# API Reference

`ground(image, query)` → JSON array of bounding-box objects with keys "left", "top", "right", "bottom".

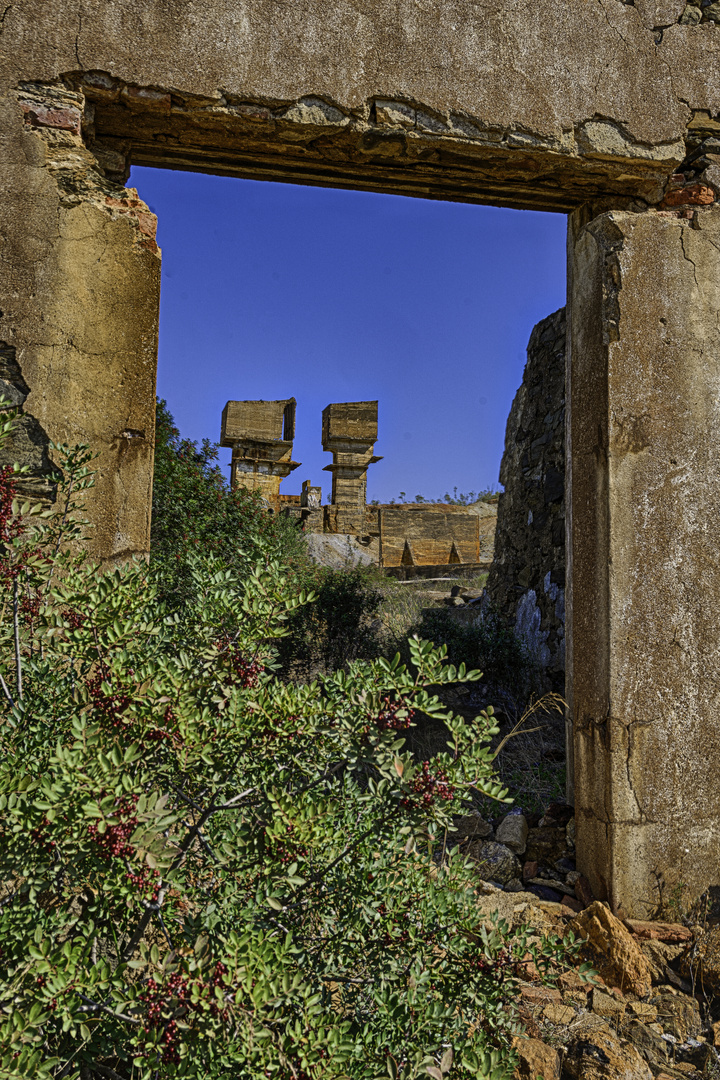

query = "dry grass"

[{"left": 375, "top": 573, "right": 488, "bottom": 650}]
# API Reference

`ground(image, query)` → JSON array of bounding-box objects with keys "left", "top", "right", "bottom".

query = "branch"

[
  {"left": 13, "top": 577, "right": 22, "bottom": 699},
  {"left": 77, "top": 994, "right": 140, "bottom": 1025},
  {"left": 93, "top": 1065, "right": 128, "bottom": 1080},
  {"left": 218, "top": 787, "right": 256, "bottom": 809},
  {"left": 282, "top": 823, "right": 378, "bottom": 910},
  {"left": 0, "top": 669, "right": 14, "bottom": 707}
]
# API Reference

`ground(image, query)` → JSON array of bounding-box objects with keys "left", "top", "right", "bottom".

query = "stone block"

[
  {"left": 512, "top": 1035, "right": 560, "bottom": 1080},
  {"left": 569, "top": 902, "right": 652, "bottom": 997},
  {"left": 466, "top": 840, "right": 521, "bottom": 886},
  {"left": 496, "top": 810, "right": 529, "bottom": 854},
  {"left": 19, "top": 101, "right": 81, "bottom": 135}
]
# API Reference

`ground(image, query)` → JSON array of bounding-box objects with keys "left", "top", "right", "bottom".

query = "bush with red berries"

[{"left": 0, "top": 406, "right": 587, "bottom": 1080}]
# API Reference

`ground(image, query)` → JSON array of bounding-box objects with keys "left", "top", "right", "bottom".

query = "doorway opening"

[{"left": 135, "top": 164, "right": 568, "bottom": 813}]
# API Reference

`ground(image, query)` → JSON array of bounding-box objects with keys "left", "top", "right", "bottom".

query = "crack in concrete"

[
  {"left": 679, "top": 226, "right": 701, "bottom": 290},
  {"left": 74, "top": 12, "right": 83, "bottom": 70},
  {"left": 597, "top": 0, "right": 634, "bottom": 52},
  {"left": 0, "top": 5, "right": 12, "bottom": 34}
]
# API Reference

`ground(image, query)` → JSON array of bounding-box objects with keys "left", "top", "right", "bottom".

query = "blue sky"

[{"left": 132, "top": 167, "right": 566, "bottom": 503}]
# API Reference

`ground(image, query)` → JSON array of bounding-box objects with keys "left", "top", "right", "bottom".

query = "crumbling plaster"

[{"left": 4, "top": 2, "right": 720, "bottom": 211}]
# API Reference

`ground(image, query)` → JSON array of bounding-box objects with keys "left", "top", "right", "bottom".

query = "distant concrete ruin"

[
  {"left": 222, "top": 397, "right": 495, "bottom": 574},
  {"left": 220, "top": 398, "right": 299, "bottom": 507},
  {"left": 322, "top": 401, "right": 382, "bottom": 535}
]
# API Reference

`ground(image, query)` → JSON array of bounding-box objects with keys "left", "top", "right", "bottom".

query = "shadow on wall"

[{"left": 485, "top": 308, "right": 566, "bottom": 694}]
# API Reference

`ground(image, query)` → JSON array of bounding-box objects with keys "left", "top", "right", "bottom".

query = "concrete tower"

[{"left": 220, "top": 398, "right": 300, "bottom": 510}]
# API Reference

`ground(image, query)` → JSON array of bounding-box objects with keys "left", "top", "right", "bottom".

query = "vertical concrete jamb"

[
  {"left": 0, "top": 87, "right": 161, "bottom": 562},
  {"left": 567, "top": 206, "right": 720, "bottom": 917}
]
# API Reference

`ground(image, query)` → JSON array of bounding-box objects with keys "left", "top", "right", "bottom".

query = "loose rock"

[
  {"left": 525, "top": 826, "right": 568, "bottom": 864},
  {"left": 564, "top": 1023, "right": 652, "bottom": 1080},
  {"left": 640, "top": 939, "right": 684, "bottom": 984},
  {"left": 624, "top": 1020, "right": 670, "bottom": 1070},
  {"left": 496, "top": 810, "right": 529, "bottom": 854},
  {"left": 466, "top": 839, "right": 521, "bottom": 886},
  {"left": 450, "top": 812, "right": 493, "bottom": 841},
  {"left": 543, "top": 1002, "right": 576, "bottom": 1025},
  {"left": 512, "top": 1035, "right": 560, "bottom": 1080},
  {"left": 570, "top": 902, "right": 652, "bottom": 997},
  {"left": 592, "top": 987, "right": 626, "bottom": 1022},
  {"left": 628, "top": 1002, "right": 658, "bottom": 1024},
  {"left": 652, "top": 989, "right": 701, "bottom": 1042},
  {"left": 624, "top": 920, "right": 691, "bottom": 944}
]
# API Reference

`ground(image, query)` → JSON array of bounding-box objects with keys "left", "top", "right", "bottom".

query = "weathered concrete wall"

[
  {"left": 486, "top": 309, "right": 566, "bottom": 691},
  {"left": 378, "top": 504, "right": 481, "bottom": 568},
  {"left": 322, "top": 401, "right": 380, "bottom": 532},
  {"left": 568, "top": 205, "right": 720, "bottom": 917},
  {"left": 1, "top": 82, "right": 160, "bottom": 561},
  {"left": 222, "top": 398, "right": 299, "bottom": 507},
  {"left": 5, "top": 1, "right": 719, "bottom": 209},
  {"left": 3, "top": 1, "right": 720, "bottom": 561}
]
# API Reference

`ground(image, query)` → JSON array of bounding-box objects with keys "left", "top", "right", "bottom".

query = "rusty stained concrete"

[
  {"left": 0, "top": 83, "right": 160, "bottom": 561},
  {"left": 7, "top": 1, "right": 720, "bottom": 212}
]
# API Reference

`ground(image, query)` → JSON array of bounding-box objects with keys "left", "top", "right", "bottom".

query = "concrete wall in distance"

[{"left": 378, "top": 504, "right": 481, "bottom": 568}]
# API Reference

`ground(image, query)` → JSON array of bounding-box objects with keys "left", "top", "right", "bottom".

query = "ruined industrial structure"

[
  {"left": 220, "top": 397, "right": 493, "bottom": 574},
  {"left": 5, "top": 0, "right": 720, "bottom": 917},
  {"left": 220, "top": 397, "right": 299, "bottom": 505}
]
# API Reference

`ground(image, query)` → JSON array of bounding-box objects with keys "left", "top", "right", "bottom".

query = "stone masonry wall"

[{"left": 486, "top": 309, "right": 566, "bottom": 691}]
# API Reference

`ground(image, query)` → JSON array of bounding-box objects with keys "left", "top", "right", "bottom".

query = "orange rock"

[
  {"left": 569, "top": 901, "right": 652, "bottom": 997},
  {"left": 624, "top": 919, "right": 691, "bottom": 943},
  {"left": 660, "top": 183, "right": 715, "bottom": 208},
  {"left": 512, "top": 1035, "right": 560, "bottom": 1080}
]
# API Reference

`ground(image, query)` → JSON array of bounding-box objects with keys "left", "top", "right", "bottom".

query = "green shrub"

[
  {"left": 151, "top": 398, "right": 305, "bottom": 606},
  {"left": 403, "top": 608, "right": 527, "bottom": 694},
  {"left": 277, "top": 564, "right": 385, "bottom": 680},
  {"left": 0, "top": 410, "right": 587, "bottom": 1079}
]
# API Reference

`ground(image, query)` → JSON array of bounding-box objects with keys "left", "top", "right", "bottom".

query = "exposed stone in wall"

[
  {"left": 0, "top": 343, "right": 55, "bottom": 499},
  {"left": 485, "top": 309, "right": 566, "bottom": 692},
  {"left": 55, "top": 70, "right": 696, "bottom": 216}
]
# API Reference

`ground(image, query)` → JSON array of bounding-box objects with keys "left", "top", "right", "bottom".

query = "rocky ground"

[{"left": 456, "top": 804, "right": 720, "bottom": 1080}]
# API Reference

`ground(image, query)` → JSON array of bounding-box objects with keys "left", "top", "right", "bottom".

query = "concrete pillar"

[
  {"left": 567, "top": 207, "right": 720, "bottom": 917},
  {"left": 0, "top": 86, "right": 160, "bottom": 562},
  {"left": 321, "top": 401, "right": 382, "bottom": 534}
]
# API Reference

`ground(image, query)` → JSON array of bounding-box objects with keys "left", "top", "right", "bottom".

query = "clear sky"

[{"left": 132, "top": 167, "right": 567, "bottom": 504}]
